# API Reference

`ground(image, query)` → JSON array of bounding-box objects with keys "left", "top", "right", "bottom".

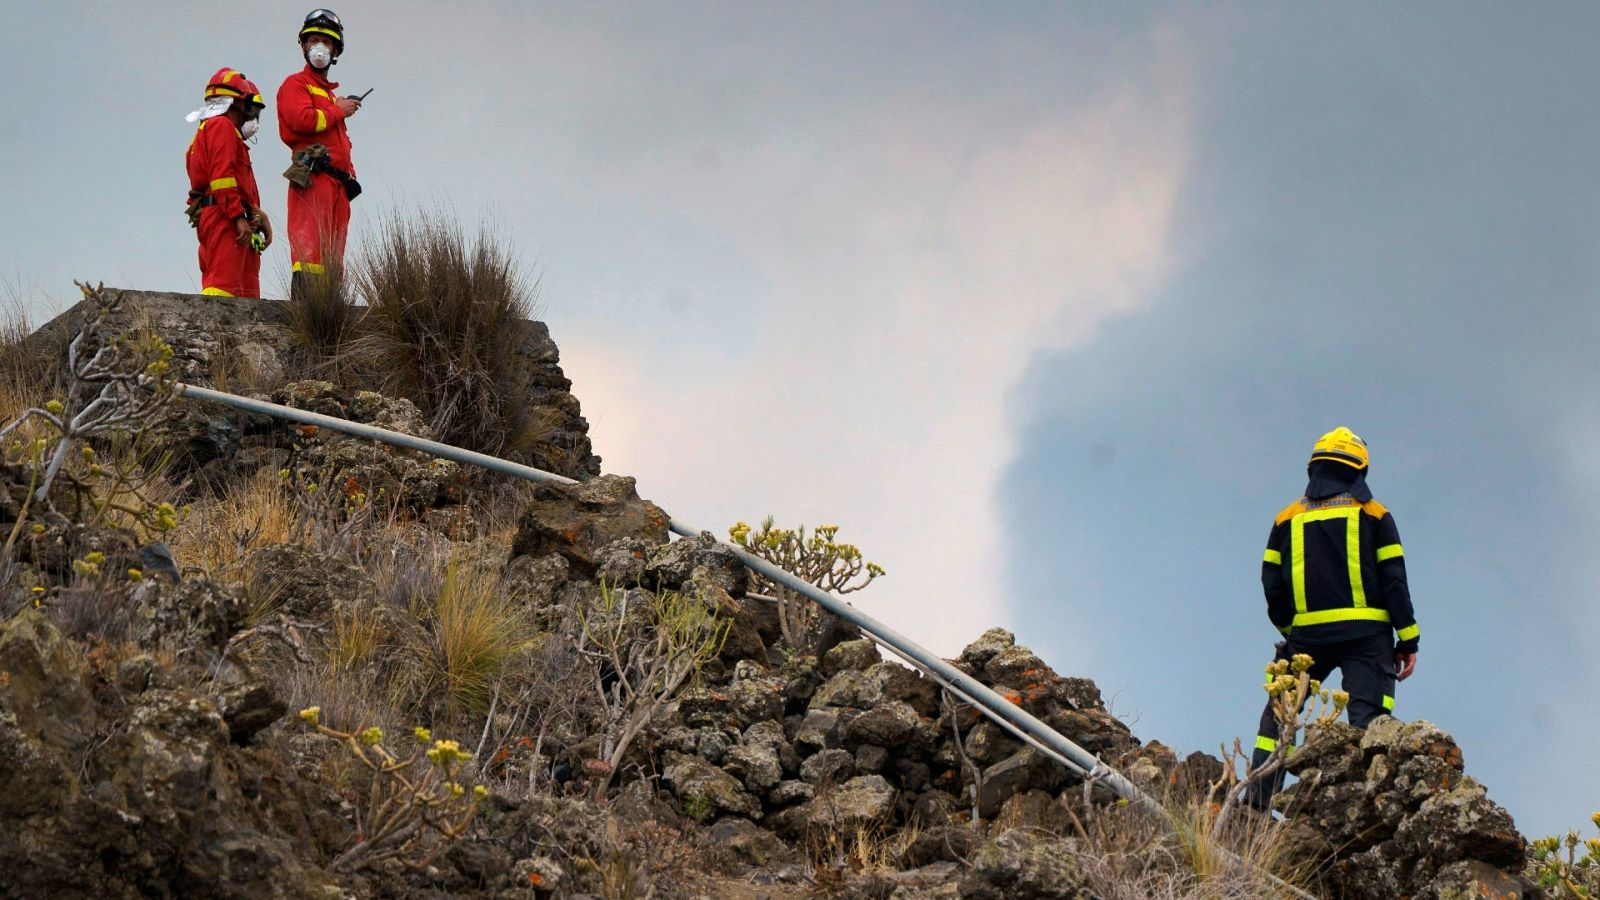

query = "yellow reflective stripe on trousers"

[
  {"left": 1263, "top": 548, "right": 1282, "bottom": 565},
  {"left": 315, "top": 109, "right": 328, "bottom": 133},
  {"left": 200, "top": 286, "right": 234, "bottom": 297},
  {"left": 1255, "top": 735, "right": 1277, "bottom": 752},
  {"left": 293, "top": 261, "right": 326, "bottom": 274},
  {"left": 1382, "top": 695, "right": 1395, "bottom": 711},
  {"left": 209, "top": 177, "right": 238, "bottom": 191},
  {"left": 1377, "top": 544, "right": 1404, "bottom": 562},
  {"left": 1290, "top": 505, "right": 1363, "bottom": 613},
  {"left": 1292, "top": 607, "right": 1391, "bottom": 628},
  {"left": 1396, "top": 624, "right": 1419, "bottom": 642}
]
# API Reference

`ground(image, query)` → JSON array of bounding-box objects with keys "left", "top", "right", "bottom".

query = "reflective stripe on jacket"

[
  {"left": 1262, "top": 493, "right": 1419, "bottom": 652},
  {"left": 276, "top": 66, "right": 355, "bottom": 174}
]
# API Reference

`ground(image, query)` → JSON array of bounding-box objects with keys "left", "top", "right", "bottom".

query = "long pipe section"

[{"left": 179, "top": 381, "right": 1161, "bottom": 817}]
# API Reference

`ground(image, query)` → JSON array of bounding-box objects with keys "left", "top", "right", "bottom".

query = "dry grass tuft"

[
  {"left": 354, "top": 210, "right": 541, "bottom": 455},
  {"left": 166, "top": 472, "right": 298, "bottom": 580},
  {"left": 0, "top": 294, "right": 59, "bottom": 426},
  {"left": 284, "top": 243, "right": 368, "bottom": 381},
  {"left": 421, "top": 555, "right": 537, "bottom": 715},
  {"left": 1058, "top": 787, "right": 1321, "bottom": 899}
]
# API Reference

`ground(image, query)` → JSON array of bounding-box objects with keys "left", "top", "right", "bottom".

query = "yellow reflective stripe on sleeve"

[
  {"left": 1382, "top": 695, "right": 1395, "bottom": 711},
  {"left": 200, "top": 286, "right": 234, "bottom": 297},
  {"left": 1277, "top": 625, "right": 1291, "bottom": 636},
  {"left": 1396, "top": 624, "right": 1419, "bottom": 642},
  {"left": 209, "top": 177, "right": 238, "bottom": 191},
  {"left": 292, "top": 261, "right": 326, "bottom": 275},
  {"left": 1255, "top": 736, "right": 1277, "bottom": 752},
  {"left": 315, "top": 109, "right": 328, "bottom": 133},
  {"left": 306, "top": 85, "right": 331, "bottom": 98},
  {"left": 1377, "top": 544, "right": 1404, "bottom": 562},
  {"left": 1292, "top": 607, "right": 1391, "bottom": 628},
  {"left": 1263, "top": 548, "right": 1282, "bottom": 565}
]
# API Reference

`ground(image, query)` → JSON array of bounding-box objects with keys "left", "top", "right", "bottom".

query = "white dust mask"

[
  {"left": 307, "top": 44, "right": 333, "bottom": 69},
  {"left": 240, "top": 119, "right": 260, "bottom": 141}
]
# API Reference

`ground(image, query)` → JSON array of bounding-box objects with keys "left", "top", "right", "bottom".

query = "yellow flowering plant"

[
  {"left": 727, "top": 517, "right": 884, "bottom": 653},
  {"left": 297, "top": 710, "right": 488, "bottom": 872}
]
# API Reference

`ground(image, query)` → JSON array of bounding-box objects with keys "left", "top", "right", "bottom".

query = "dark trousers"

[{"left": 1246, "top": 630, "right": 1397, "bottom": 809}]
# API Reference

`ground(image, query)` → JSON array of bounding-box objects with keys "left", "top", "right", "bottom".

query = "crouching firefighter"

[
  {"left": 185, "top": 68, "right": 272, "bottom": 298},
  {"left": 278, "top": 8, "right": 362, "bottom": 299},
  {"left": 1246, "top": 427, "right": 1420, "bottom": 810}
]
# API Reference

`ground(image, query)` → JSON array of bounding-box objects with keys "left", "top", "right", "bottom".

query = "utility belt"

[
  {"left": 184, "top": 188, "right": 221, "bottom": 228},
  {"left": 184, "top": 187, "right": 263, "bottom": 252},
  {"left": 284, "top": 144, "right": 362, "bottom": 201}
]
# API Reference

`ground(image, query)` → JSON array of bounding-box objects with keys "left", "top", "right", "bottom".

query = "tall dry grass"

[
  {"left": 1056, "top": 784, "right": 1322, "bottom": 899},
  {"left": 165, "top": 472, "right": 297, "bottom": 568},
  {"left": 283, "top": 239, "right": 366, "bottom": 380},
  {"left": 353, "top": 211, "right": 541, "bottom": 455},
  {"left": 416, "top": 554, "right": 537, "bottom": 716},
  {"left": 0, "top": 295, "right": 53, "bottom": 426}
]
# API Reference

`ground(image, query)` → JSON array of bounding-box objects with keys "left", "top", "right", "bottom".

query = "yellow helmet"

[{"left": 1309, "top": 426, "right": 1368, "bottom": 470}]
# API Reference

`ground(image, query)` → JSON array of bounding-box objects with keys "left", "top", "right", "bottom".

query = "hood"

[{"left": 1305, "top": 459, "right": 1372, "bottom": 502}]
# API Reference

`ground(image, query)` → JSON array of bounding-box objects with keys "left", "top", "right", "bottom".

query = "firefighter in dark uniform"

[{"left": 1247, "top": 427, "right": 1419, "bottom": 808}]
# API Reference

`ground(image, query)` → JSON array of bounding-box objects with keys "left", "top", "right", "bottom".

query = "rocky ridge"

[{"left": 0, "top": 292, "right": 1544, "bottom": 898}]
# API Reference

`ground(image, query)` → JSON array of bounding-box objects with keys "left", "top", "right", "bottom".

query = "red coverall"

[
  {"left": 186, "top": 117, "right": 262, "bottom": 298},
  {"left": 277, "top": 66, "right": 355, "bottom": 276}
]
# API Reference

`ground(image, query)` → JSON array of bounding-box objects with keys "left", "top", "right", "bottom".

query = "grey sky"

[{"left": 2, "top": 2, "right": 1593, "bottom": 836}]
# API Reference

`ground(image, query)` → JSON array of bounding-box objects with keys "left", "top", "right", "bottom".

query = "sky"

[{"left": 1, "top": 2, "right": 1594, "bottom": 836}]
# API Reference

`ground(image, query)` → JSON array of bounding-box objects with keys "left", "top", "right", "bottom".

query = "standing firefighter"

[
  {"left": 1247, "top": 427, "right": 1420, "bottom": 809},
  {"left": 185, "top": 68, "right": 272, "bottom": 298},
  {"left": 277, "top": 8, "right": 362, "bottom": 298}
]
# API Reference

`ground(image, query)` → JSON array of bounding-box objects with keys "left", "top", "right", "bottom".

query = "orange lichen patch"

[
  {"left": 1000, "top": 690, "right": 1023, "bottom": 706},
  {"left": 527, "top": 871, "right": 542, "bottom": 886},
  {"left": 343, "top": 476, "right": 364, "bottom": 497},
  {"left": 493, "top": 748, "right": 511, "bottom": 764},
  {"left": 298, "top": 424, "right": 319, "bottom": 437}
]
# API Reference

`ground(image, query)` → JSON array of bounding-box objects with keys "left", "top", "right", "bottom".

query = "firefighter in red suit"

[
  {"left": 185, "top": 68, "right": 272, "bottom": 298},
  {"left": 277, "top": 9, "right": 361, "bottom": 296}
]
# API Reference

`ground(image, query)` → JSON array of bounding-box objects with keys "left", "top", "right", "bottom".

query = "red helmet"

[
  {"left": 204, "top": 68, "right": 263, "bottom": 109},
  {"left": 204, "top": 67, "right": 247, "bottom": 99}
]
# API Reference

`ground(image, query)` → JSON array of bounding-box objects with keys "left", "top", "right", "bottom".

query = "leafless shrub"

[{"left": 574, "top": 580, "right": 730, "bottom": 797}]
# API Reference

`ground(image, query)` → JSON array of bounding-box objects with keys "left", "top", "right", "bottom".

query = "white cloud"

[{"left": 559, "top": 29, "right": 1194, "bottom": 656}]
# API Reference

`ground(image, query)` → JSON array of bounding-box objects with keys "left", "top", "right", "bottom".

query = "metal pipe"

[
  {"left": 177, "top": 382, "right": 1313, "bottom": 897},
  {"left": 180, "top": 381, "right": 1141, "bottom": 792}
]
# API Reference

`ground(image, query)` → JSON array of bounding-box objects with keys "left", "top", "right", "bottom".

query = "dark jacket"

[{"left": 1261, "top": 462, "right": 1419, "bottom": 653}]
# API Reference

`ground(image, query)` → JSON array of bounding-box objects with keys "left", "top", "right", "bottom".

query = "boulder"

[
  {"left": 843, "top": 700, "right": 926, "bottom": 750},
  {"left": 958, "top": 829, "right": 1093, "bottom": 899},
  {"left": 958, "top": 628, "right": 1015, "bottom": 671},
  {"left": 645, "top": 533, "right": 749, "bottom": 597},
  {"left": 822, "top": 638, "right": 882, "bottom": 677},
  {"left": 801, "top": 749, "right": 856, "bottom": 786},
  {"left": 722, "top": 741, "right": 783, "bottom": 794},
  {"left": 771, "top": 775, "right": 897, "bottom": 837},
  {"left": 976, "top": 748, "right": 1068, "bottom": 818},
  {"left": 510, "top": 475, "right": 669, "bottom": 575},
  {"left": 245, "top": 543, "right": 375, "bottom": 620},
  {"left": 592, "top": 537, "right": 650, "bottom": 588},
  {"left": 706, "top": 817, "right": 798, "bottom": 868},
  {"left": 660, "top": 751, "right": 761, "bottom": 820}
]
